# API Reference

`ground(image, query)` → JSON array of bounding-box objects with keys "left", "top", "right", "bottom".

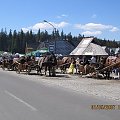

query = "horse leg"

[
  {"left": 48, "top": 66, "right": 51, "bottom": 76},
  {"left": 84, "top": 65, "right": 87, "bottom": 75},
  {"left": 39, "top": 66, "right": 42, "bottom": 75},
  {"left": 106, "top": 70, "right": 110, "bottom": 79},
  {"left": 45, "top": 65, "right": 47, "bottom": 76},
  {"left": 52, "top": 66, "right": 56, "bottom": 77}
]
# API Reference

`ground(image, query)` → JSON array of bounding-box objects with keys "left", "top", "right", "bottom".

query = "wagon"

[{"left": 27, "top": 61, "right": 40, "bottom": 74}]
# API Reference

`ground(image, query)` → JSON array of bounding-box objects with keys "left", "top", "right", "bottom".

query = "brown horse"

[
  {"left": 1, "top": 56, "right": 14, "bottom": 70},
  {"left": 76, "top": 62, "right": 96, "bottom": 75},
  {"left": 57, "top": 56, "right": 75, "bottom": 73},
  {"left": 104, "top": 56, "right": 120, "bottom": 79},
  {"left": 94, "top": 56, "right": 120, "bottom": 79}
]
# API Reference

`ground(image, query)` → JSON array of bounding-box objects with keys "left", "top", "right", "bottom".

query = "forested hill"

[{"left": 0, "top": 28, "right": 119, "bottom": 54}]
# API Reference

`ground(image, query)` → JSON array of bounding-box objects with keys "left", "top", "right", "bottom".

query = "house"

[
  {"left": 25, "top": 42, "right": 39, "bottom": 54},
  {"left": 70, "top": 37, "right": 108, "bottom": 56},
  {"left": 37, "top": 40, "right": 75, "bottom": 56}
]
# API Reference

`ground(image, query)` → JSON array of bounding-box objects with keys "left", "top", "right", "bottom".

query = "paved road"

[{"left": 0, "top": 69, "right": 120, "bottom": 120}]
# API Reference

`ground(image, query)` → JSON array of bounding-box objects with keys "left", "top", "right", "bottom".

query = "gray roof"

[
  {"left": 83, "top": 43, "right": 108, "bottom": 56},
  {"left": 70, "top": 37, "right": 93, "bottom": 55},
  {"left": 70, "top": 37, "right": 108, "bottom": 56},
  {"left": 39, "top": 40, "right": 75, "bottom": 55},
  {"left": 55, "top": 40, "right": 74, "bottom": 55}
]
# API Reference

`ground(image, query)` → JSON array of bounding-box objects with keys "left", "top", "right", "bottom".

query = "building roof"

[
  {"left": 26, "top": 42, "right": 40, "bottom": 51},
  {"left": 83, "top": 43, "right": 108, "bottom": 56},
  {"left": 40, "top": 40, "right": 75, "bottom": 56},
  {"left": 70, "top": 37, "right": 93, "bottom": 55},
  {"left": 55, "top": 40, "right": 74, "bottom": 55},
  {"left": 70, "top": 37, "right": 108, "bottom": 56}
]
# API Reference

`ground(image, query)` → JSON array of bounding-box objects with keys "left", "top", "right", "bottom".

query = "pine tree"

[
  {"left": 12, "top": 30, "right": 17, "bottom": 53},
  {"left": 36, "top": 29, "right": 41, "bottom": 42},
  {"left": 60, "top": 30, "right": 64, "bottom": 40},
  {"left": 8, "top": 29, "right": 12, "bottom": 52}
]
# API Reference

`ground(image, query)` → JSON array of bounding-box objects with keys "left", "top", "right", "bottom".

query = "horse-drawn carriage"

[
  {"left": 57, "top": 56, "right": 73, "bottom": 73},
  {"left": 14, "top": 52, "right": 57, "bottom": 76},
  {"left": 1, "top": 56, "right": 15, "bottom": 71},
  {"left": 15, "top": 56, "right": 40, "bottom": 74},
  {"left": 94, "top": 56, "right": 120, "bottom": 79},
  {"left": 27, "top": 61, "right": 40, "bottom": 74}
]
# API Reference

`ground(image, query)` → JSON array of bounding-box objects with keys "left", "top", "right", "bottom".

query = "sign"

[{"left": 49, "top": 45, "right": 54, "bottom": 52}]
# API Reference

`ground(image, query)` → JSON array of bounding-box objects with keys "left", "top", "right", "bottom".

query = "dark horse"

[{"left": 38, "top": 52, "right": 57, "bottom": 76}]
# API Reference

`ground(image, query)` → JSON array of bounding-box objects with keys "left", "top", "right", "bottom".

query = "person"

[
  {"left": 19, "top": 56, "right": 26, "bottom": 64},
  {"left": 52, "top": 52, "right": 58, "bottom": 76},
  {"left": 75, "top": 57, "right": 80, "bottom": 73},
  {"left": 90, "top": 56, "right": 96, "bottom": 64},
  {"left": 68, "top": 59, "right": 75, "bottom": 74}
]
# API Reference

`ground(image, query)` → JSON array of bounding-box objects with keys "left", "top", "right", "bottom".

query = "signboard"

[{"left": 49, "top": 45, "right": 54, "bottom": 52}]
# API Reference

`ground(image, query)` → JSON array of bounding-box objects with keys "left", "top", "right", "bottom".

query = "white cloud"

[
  {"left": 57, "top": 14, "right": 68, "bottom": 18},
  {"left": 91, "top": 14, "right": 97, "bottom": 18},
  {"left": 75, "top": 23, "right": 119, "bottom": 37},
  {"left": 56, "top": 21, "right": 69, "bottom": 28},
  {"left": 82, "top": 31, "right": 102, "bottom": 36},
  {"left": 61, "top": 14, "right": 68, "bottom": 17},
  {"left": 22, "top": 28, "right": 30, "bottom": 33},
  {"left": 74, "top": 23, "right": 113, "bottom": 31},
  {"left": 74, "top": 23, "right": 119, "bottom": 35},
  {"left": 110, "top": 27, "right": 119, "bottom": 32},
  {"left": 32, "top": 23, "right": 49, "bottom": 30},
  {"left": 22, "top": 21, "right": 69, "bottom": 32},
  {"left": 57, "top": 16, "right": 61, "bottom": 19}
]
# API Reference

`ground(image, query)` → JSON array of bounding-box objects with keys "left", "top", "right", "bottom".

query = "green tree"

[
  {"left": 0, "top": 28, "right": 8, "bottom": 51},
  {"left": 60, "top": 30, "right": 64, "bottom": 40},
  {"left": 55, "top": 29, "right": 60, "bottom": 40},
  {"left": 36, "top": 29, "right": 41, "bottom": 42},
  {"left": 12, "top": 30, "right": 18, "bottom": 53},
  {"left": 8, "top": 29, "right": 13, "bottom": 52},
  {"left": 66, "top": 32, "right": 72, "bottom": 42}
]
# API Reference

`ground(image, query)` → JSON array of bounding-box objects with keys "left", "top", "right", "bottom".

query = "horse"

[
  {"left": 93, "top": 56, "right": 120, "bottom": 79},
  {"left": 57, "top": 56, "right": 75, "bottom": 73},
  {"left": 104, "top": 56, "right": 120, "bottom": 79},
  {"left": 38, "top": 52, "right": 57, "bottom": 76},
  {"left": 15, "top": 56, "right": 28, "bottom": 74},
  {"left": 1, "top": 58, "right": 9, "bottom": 70},
  {"left": 1, "top": 56, "right": 14, "bottom": 70},
  {"left": 76, "top": 61, "right": 95, "bottom": 75}
]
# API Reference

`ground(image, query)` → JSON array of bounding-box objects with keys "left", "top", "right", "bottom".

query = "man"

[{"left": 90, "top": 56, "right": 96, "bottom": 65}]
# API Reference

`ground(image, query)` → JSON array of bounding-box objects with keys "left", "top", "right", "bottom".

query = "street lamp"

[
  {"left": 43, "top": 20, "right": 56, "bottom": 54},
  {"left": 43, "top": 20, "right": 56, "bottom": 30}
]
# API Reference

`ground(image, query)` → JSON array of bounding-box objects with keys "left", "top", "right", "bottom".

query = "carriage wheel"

[
  {"left": 36, "top": 65, "right": 40, "bottom": 74},
  {"left": 16, "top": 66, "right": 21, "bottom": 74},
  {"left": 7, "top": 64, "right": 10, "bottom": 71},
  {"left": 16, "top": 68, "right": 20, "bottom": 74},
  {"left": 27, "top": 66, "right": 31, "bottom": 75},
  {"left": 1, "top": 65, "right": 5, "bottom": 70}
]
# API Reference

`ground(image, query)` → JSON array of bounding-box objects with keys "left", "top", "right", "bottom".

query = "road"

[{"left": 0, "top": 69, "right": 120, "bottom": 120}]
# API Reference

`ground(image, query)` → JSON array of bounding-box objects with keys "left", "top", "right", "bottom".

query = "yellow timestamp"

[{"left": 91, "top": 105, "right": 120, "bottom": 110}]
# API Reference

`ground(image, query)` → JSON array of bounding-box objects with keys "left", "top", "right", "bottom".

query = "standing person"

[
  {"left": 75, "top": 57, "right": 80, "bottom": 74},
  {"left": 90, "top": 56, "right": 96, "bottom": 65},
  {"left": 68, "top": 58, "right": 76, "bottom": 74}
]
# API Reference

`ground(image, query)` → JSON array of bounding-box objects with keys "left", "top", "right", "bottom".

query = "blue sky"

[{"left": 0, "top": 0, "right": 120, "bottom": 40}]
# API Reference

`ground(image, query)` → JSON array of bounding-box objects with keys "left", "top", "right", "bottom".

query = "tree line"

[{"left": 0, "top": 28, "right": 119, "bottom": 54}]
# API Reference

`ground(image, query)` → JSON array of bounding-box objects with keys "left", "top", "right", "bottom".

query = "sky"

[{"left": 0, "top": 0, "right": 120, "bottom": 40}]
